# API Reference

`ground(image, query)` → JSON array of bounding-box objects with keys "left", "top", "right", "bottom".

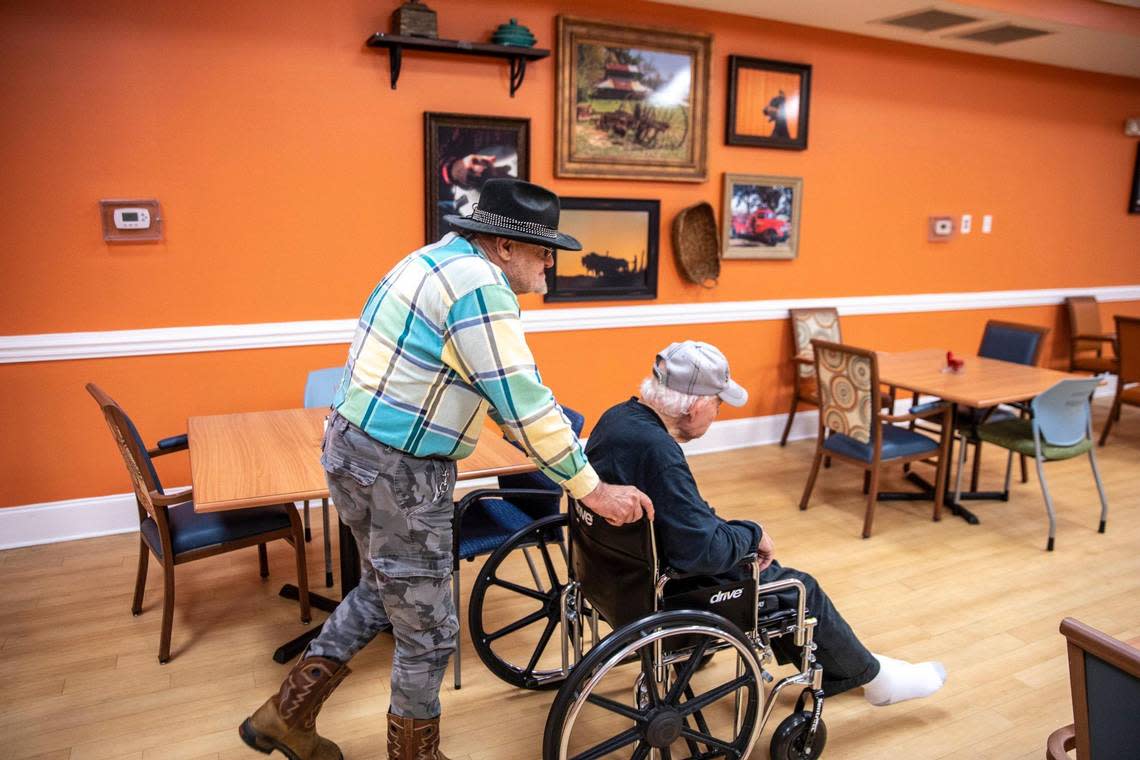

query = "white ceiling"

[{"left": 658, "top": 0, "right": 1140, "bottom": 78}]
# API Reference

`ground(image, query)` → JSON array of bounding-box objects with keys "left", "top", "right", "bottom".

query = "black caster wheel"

[{"left": 770, "top": 711, "right": 827, "bottom": 760}]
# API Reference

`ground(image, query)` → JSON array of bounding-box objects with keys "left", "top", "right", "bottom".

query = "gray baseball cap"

[{"left": 653, "top": 341, "right": 749, "bottom": 407}]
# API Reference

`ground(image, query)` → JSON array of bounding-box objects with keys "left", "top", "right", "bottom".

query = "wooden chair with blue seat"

[
  {"left": 1046, "top": 617, "right": 1140, "bottom": 760},
  {"left": 975, "top": 377, "right": 1108, "bottom": 551},
  {"left": 86, "top": 383, "right": 310, "bottom": 663},
  {"left": 913, "top": 320, "right": 1050, "bottom": 492},
  {"left": 302, "top": 366, "right": 344, "bottom": 588},
  {"left": 449, "top": 405, "right": 585, "bottom": 688},
  {"left": 798, "top": 340, "right": 953, "bottom": 538},
  {"left": 1097, "top": 314, "right": 1139, "bottom": 446}
]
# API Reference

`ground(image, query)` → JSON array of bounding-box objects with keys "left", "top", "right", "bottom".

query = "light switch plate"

[
  {"left": 960, "top": 214, "right": 972, "bottom": 234},
  {"left": 982, "top": 214, "right": 993, "bottom": 233}
]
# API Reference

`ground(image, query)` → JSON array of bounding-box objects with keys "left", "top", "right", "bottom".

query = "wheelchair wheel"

[
  {"left": 543, "top": 609, "right": 763, "bottom": 760},
  {"left": 769, "top": 711, "right": 827, "bottom": 760},
  {"left": 470, "top": 514, "right": 577, "bottom": 690}
]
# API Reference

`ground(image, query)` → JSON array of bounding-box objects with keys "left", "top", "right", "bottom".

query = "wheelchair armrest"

[
  {"left": 662, "top": 553, "right": 760, "bottom": 583},
  {"left": 147, "top": 433, "right": 188, "bottom": 458}
]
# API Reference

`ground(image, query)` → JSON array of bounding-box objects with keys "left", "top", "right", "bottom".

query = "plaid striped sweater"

[{"left": 331, "top": 233, "right": 598, "bottom": 498}]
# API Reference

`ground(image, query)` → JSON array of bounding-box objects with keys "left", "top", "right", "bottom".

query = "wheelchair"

[{"left": 467, "top": 499, "right": 828, "bottom": 760}]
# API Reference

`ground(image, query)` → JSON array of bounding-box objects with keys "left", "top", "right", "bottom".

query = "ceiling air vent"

[
  {"left": 880, "top": 9, "right": 981, "bottom": 32},
  {"left": 953, "top": 24, "right": 1053, "bottom": 44}
]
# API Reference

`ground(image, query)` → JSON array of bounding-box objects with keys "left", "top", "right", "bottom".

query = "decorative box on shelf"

[{"left": 391, "top": 0, "right": 438, "bottom": 39}]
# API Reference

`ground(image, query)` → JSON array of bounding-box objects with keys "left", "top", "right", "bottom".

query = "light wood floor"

[{"left": 3, "top": 402, "right": 1138, "bottom": 760}]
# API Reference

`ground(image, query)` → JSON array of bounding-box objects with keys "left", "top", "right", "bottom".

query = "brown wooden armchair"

[
  {"left": 86, "top": 383, "right": 310, "bottom": 663},
  {"left": 1065, "top": 296, "right": 1118, "bottom": 375},
  {"left": 798, "top": 340, "right": 952, "bottom": 538},
  {"left": 780, "top": 308, "right": 893, "bottom": 447},
  {"left": 1098, "top": 314, "right": 1139, "bottom": 446},
  {"left": 1046, "top": 617, "right": 1140, "bottom": 759}
]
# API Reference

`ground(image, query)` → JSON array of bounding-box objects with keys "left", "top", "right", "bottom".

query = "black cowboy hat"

[{"left": 445, "top": 178, "right": 582, "bottom": 251}]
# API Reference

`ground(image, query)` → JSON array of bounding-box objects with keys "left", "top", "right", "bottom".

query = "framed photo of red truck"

[{"left": 721, "top": 173, "right": 803, "bottom": 260}]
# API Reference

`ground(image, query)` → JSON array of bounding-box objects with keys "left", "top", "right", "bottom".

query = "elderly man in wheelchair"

[{"left": 464, "top": 341, "right": 945, "bottom": 759}]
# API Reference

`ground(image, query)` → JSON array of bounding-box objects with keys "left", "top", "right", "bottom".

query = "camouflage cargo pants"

[{"left": 307, "top": 412, "right": 458, "bottom": 719}]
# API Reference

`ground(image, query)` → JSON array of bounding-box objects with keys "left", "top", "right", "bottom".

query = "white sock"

[{"left": 862, "top": 654, "right": 947, "bottom": 706}]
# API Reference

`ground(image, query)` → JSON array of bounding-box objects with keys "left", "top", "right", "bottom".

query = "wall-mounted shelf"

[{"left": 365, "top": 33, "right": 550, "bottom": 97}]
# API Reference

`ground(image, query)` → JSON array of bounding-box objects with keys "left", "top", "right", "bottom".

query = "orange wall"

[{"left": 1, "top": 0, "right": 1138, "bottom": 508}]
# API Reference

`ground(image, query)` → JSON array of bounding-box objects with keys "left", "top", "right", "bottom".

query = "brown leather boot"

[
  {"left": 387, "top": 711, "right": 453, "bottom": 760},
  {"left": 239, "top": 655, "right": 350, "bottom": 760}
]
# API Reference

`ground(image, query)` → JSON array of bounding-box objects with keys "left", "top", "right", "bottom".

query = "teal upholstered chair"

[
  {"left": 798, "top": 339, "right": 953, "bottom": 538},
  {"left": 974, "top": 377, "right": 1107, "bottom": 551},
  {"left": 303, "top": 366, "right": 344, "bottom": 587}
]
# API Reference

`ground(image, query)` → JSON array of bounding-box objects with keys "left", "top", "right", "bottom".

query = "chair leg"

[
  {"left": 798, "top": 449, "right": 824, "bottom": 511},
  {"left": 862, "top": 466, "right": 881, "bottom": 539},
  {"left": 303, "top": 500, "right": 312, "bottom": 543},
  {"left": 1019, "top": 454, "right": 1029, "bottom": 483},
  {"left": 453, "top": 568, "right": 462, "bottom": 690},
  {"left": 131, "top": 538, "right": 149, "bottom": 616},
  {"left": 159, "top": 562, "right": 175, "bottom": 664},
  {"left": 779, "top": 394, "right": 799, "bottom": 447},
  {"left": 1033, "top": 455, "right": 1057, "bottom": 551},
  {"left": 932, "top": 438, "right": 951, "bottom": 524},
  {"left": 287, "top": 509, "right": 311, "bottom": 624},
  {"left": 862, "top": 470, "right": 871, "bottom": 495},
  {"left": 969, "top": 441, "right": 982, "bottom": 492},
  {"left": 1088, "top": 448, "right": 1109, "bottom": 534},
  {"left": 1098, "top": 396, "right": 1122, "bottom": 446},
  {"left": 321, "top": 498, "right": 333, "bottom": 588},
  {"left": 953, "top": 432, "right": 969, "bottom": 506},
  {"left": 257, "top": 543, "right": 269, "bottom": 578},
  {"left": 1002, "top": 450, "right": 1015, "bottom": 497}
]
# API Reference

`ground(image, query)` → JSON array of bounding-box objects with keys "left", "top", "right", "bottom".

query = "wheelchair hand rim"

[{"left": 557, "top": 622, "right": 764, "bottom": 760}]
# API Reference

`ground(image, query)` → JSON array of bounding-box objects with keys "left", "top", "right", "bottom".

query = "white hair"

[{"left": 639, "top": 376, "right": 706, "bottom": 418}]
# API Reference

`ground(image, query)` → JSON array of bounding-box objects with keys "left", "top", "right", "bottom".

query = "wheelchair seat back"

[
  {"left": 570, "top": 501, "right": 758, "bottom": 636},
  {"left": 569, "top": 501, "right": 656, "bottom": 631}
]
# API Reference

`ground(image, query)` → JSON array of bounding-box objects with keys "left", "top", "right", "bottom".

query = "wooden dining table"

[
  {"left": 188, "top": 406, "right": 535, "bottom": 662},
  {"left": 875, "top": 348, "right": 1090, "bottom": 523}
]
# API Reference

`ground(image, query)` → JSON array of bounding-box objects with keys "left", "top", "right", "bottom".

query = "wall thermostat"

[
  {"left": 100, "top": 199, "right": 163, "bottom": 242},
  {"left": 928, "top": 215, "right": 955, "bottom": 242},
  {"left": 113, "top": 207, "right": 151, "bottom": 229}
]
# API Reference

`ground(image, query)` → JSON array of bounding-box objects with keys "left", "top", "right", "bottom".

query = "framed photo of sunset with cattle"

[
  {"left": 726, "top": 55, "right": 811, "bottom": 150},
  {"left": 544, "top": 198, "right": 660, "bottom": 302}
]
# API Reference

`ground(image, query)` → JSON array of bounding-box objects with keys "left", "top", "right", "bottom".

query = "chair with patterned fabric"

[
  {"left": 1065, "top": 296, "right": 1118, "bottom": 375},
  {"left": 976, "top": 377, "right": 1107, "bottom": 550},
  {"left": 780, "top": 308, "right": 894, "bottom": 447},
  {"left": 798, "top": 340, "right": 953, "bottom": 538},
  {"left": 1098, "top": 315, "right": 1140, "bottom": 446},
  {"left": 86, "top": 383, "right": 310, "bottom": 663},
  {"left": 448, "top": 405, "right": 585, "bottom": 688}
]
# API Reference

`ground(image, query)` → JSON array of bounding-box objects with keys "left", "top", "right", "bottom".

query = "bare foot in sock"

[{"left": 862, "top": 654, "right": 947, "bottom": 706}]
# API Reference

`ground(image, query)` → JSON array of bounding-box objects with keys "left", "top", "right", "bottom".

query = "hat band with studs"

[{"left": 471, "top": 206, "right": 559, "bottom": 241}]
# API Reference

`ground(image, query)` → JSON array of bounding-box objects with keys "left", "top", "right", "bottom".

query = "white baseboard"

[{"left": 1, "top": 382, "right": 1119, "bottom": 550}]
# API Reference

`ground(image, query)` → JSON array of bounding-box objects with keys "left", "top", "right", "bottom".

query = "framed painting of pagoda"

[{"left": 556, "top": 16, "right": 711, "bottom": 182}]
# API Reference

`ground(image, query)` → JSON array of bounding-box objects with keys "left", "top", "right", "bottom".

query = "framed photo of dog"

[
  {"left": 544, "top": 197, "right": 660, "bottom": 302},
  {"left": 424, "top": 113, "right": 530, "bottom": 244},
  {"left": 1130, "top": 143, "right": 1140, "bottom": 215},
  {"left": 722, "top": 173, "right": 803, "bottom": 260},
  {"left": 726, "top": 56, "right": 811, "bottom": 150},
  {"left": 555, "top": 16, "right": 711, "bottom": 182}
]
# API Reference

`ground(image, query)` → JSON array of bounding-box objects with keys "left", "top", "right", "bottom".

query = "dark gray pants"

[
  {"left": 307, "top": 413, "right": 458, "bottom": 719},
  {"left": 761, "top": 560, "right": 880, "bottom": 696}
]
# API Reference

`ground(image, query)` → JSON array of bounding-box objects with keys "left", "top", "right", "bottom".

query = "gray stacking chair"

[{"left": 975, "top": 377, "right": 1108, "bottom": 551}]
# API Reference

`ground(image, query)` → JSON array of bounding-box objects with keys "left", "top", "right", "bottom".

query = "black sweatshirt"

[{"left": 584, "top": 398, "right": 763, "bottom": 577}]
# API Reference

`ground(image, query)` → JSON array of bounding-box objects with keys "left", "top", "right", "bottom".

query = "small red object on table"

[{"left": 945, "top": 351, "right": 965, "bottom": 373}]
